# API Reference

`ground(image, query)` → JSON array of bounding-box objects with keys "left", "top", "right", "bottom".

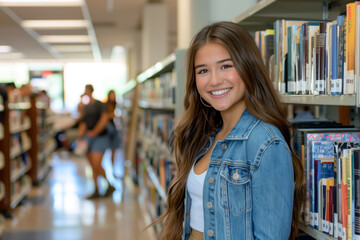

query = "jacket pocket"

[{"left": 219, "top": 163, "right": 251, "bottom": 215}]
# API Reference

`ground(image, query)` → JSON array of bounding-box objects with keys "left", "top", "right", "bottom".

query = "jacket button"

[
  {"left": 233, "top": 173, "right": 240, "bottom": 180},
  {"left": 221, "top": 143, "right": 227, "bottom": 150},
  {"left": 208, "top": 177, "right": 214, "bottom": 183},
  {"left": 206, "top": 202, "right": 213, "bottom": 209},
  {"left": 207, "top": 229, "right": 214, "bottom": 237}
]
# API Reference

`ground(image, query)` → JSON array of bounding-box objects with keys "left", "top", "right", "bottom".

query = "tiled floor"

[{"left": 1, "top": 149, "right": 155, "bottom": 240}]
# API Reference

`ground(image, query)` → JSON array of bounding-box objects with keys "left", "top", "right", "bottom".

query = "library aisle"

[{"left": 0, "top": 149, "right": 154, "bottom": 240}]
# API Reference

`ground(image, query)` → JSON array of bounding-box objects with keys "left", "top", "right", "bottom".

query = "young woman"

[
  {"left": 156, "top": 22, "right": 304, "bottom": 239},
  {"left": 106, "top": 89, "right": 121, "bottom": 177}
]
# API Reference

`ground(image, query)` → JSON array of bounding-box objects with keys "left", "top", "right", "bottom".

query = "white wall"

[{"left": 209, "top": 0, "right": 258, "bottom": 22}]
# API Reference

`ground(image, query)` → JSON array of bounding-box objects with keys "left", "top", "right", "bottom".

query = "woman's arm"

[
  {"left": 86, "top": 112, "right": 109, "bottom": 138},
  {"left": 251, "top": 140, "right": 294, "bottom": 239}
]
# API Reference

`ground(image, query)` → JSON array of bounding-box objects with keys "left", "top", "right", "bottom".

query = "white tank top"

[{"left": 186, "top": 163, "right": 207, "bottom": 233}]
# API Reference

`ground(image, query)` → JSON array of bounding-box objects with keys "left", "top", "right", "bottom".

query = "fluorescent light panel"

[
  {"left": 52, "top": 45, "right": 92, "bottom": 52},
  {"left": 22, "top": 20, "right": 87, "bottom": 29},
  {"left": 0, "top": 52, "right": 24, "bottom": 59},
  {"left": 0, "top": 0, "right": 82, "bottom": 7},
  {"left": 0, "top": 45, "right": 13, "bottom": 53},
  {"left": 40, "top": 35, "right": 90, "bottom": 43}
]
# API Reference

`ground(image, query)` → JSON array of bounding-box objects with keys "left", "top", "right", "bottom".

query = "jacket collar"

[{"left": 222, "top": 109, "right": 260, "bottom": 140}]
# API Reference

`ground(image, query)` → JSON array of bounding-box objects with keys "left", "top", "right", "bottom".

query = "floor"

[{"left": 0, "top": 149, "right": 156, "bottom": 240}]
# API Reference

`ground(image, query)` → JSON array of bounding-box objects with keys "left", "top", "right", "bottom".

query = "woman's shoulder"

[{"left": 247, "top": 118, "right": 287, "bottom": 147}]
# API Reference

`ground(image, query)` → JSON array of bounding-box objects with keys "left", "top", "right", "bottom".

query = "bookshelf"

[
  {"left": 233, "top": 0, "right": 344, "bottom": 32},
  {"left": 0, "top": 98, "right": 33, "bottom": 213},
  {"left": 0, "top": 92, "right": 55, "bottom": 216},
  {"left": 28, "top": 95, "right": 56, "bottom": 184},
  {"left": 299, "top": 222, "right": 335, "bottom": 240},
  {"left": 131, "top": 49, "right": 186, "bottom": 238},
  {"left": 0, "top": 96, "right": 3, "bottom": 236},
  {"left": 281, "top": 95, "right": 356, "bottom": 106},
  {"left": 233, "top": 0, "right": 359, "bottom": 239}
]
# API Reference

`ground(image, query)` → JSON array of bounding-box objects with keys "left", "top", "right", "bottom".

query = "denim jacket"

[{"left": 182, "top": 109, "right": 294, "bottom": 240}]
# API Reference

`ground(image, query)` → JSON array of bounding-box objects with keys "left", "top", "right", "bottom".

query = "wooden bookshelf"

[
  {"left": 0, "top": 93, "right": 55, "bottom": 215},
  {"left": 0, "top": 99, "right": 32, "bottom": 212},
  {"left": 0, "top": 214, "right": 4, "bottom": 237},
  {"left": 28, "top": 95, "right": 55, "bottom": 184}
]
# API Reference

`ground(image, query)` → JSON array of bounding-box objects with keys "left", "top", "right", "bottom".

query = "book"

[
  {"left": 352, "top": 148, "right": 360, "bottom": 239},
  {"left": 311, "top": 140, "right": 335, "bottom": 229},
  {"left": 303, "top": 22, "right": 321, "bottom": 94},
  {"left": 287, "top": 25, "right": 300, "bottom": 94},
  {"left": 315, "top": 22, "right": 326, "bottom": 95},
  {"left": 331, "top": 22, "right": 340, "bottom": 95},
  {"left": 292, "top": 128, "right": 360, "bottom": 226},
  {"left": 326, "top": 22, "right": 334, "bottom": 95},
  {"left": 264, "top": 29, "right": 275, "bottom": 69},
  {"left": 356, "top": 2, "right": 360, "bottom": 104},
  {"left": 337, "top": 15, "right": 345, "bottom": 94},
  {"left": 273, "top": 19, "right": 307, "bottom": 94},
  {"left": 344, "top": 3, "right": 356, "bottom": 94},
  {"left": 334, "top": 141, "right": 360, "bottom": 240}
]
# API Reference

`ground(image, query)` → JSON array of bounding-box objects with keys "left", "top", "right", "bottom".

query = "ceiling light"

[
  {"left": 0, "top": 52, "right": 24, "bottom": 59},
  {"left": 0, "top": 45, "right": 13, "bottom": 53},
  {"left": 40, "top": 35, "right": 90, "bottom": 43},
  {"left": 52, "top": 45, "right": 92, "bottom": 52},
  {"left": 22, "top": 20, "right": 87, "bottom": 29},
  {"left": 0, "top": 0, "right": 82, "bottom": 7}
]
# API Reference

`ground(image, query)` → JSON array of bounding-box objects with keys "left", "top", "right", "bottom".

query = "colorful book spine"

[
  {"left": 331, "top": 23, "right": 340, "bottom": 95},
  {"left": 312, "top": 140, "right": 335, "bottom": 229},
  {"left": 337, "top": 15, "right": 345, "bottom": 95},
  {"left": 315, "top": 23, "right": 326, "bottom": 95},
  {"left": 353, "top": 148, "right": 360, "bottom": 239},
  {"left": 356, "top": 2, "right": 360, "bottom": 102},
  {"left": 345, "top": 3, "right": 356, "bottom": 94}
]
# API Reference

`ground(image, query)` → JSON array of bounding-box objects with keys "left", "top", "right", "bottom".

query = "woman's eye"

[
  {"left": 221, "top": 64, "right": 232, "bottom": 70},
  {"left": 197, "top": 69, "right": 208, "bottom": 74}
]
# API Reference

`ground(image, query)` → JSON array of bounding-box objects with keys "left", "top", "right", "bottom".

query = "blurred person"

[
  {"left": 106, "top": 89, "right": 121, "bottom": 177},
  {"left": 77, "top": 84, "right": 115, "bottom": 199}
]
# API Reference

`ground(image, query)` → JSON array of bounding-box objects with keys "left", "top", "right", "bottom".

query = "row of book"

[
  {"left": 11, "top": 174, "right": 30, "bottom": 198},
  {"left": 10, "top": 132, "right": 31, "bottom": 159},
  {"left": 293, "top": 127, "right": 360, "bottom": 239},
  {"left": 140, "top": 111, "right": 174, "bottom": 144},
  {"left": 9, "top": 113, "right": 30, "bottom": 134},
  {"left": 137, "top": 157, "right": 166, "bottom": 234},
  {"left": 255, "top": 1, "right": 360, "bottom": 96},
  {"left": 140, "top": 71, "right": 176, "bottom": 106},
  {"left": 11, "top": 153, "right": 31, "bottom": 182}
]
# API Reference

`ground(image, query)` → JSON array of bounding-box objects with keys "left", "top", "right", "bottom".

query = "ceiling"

[{"left": 0, "top": 0, "right": 177, "bottom": 61}]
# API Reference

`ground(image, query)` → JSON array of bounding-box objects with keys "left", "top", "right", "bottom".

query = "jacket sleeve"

[{"left": 251, "top": 139, "right": 294, "bottom": 240}]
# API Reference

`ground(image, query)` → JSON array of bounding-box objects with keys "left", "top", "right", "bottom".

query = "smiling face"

[{"left": 195, "top": 42, "right": 246, "bottom": 115}]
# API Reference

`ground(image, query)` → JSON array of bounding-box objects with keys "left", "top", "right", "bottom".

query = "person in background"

[
  {"left": 77, "top": 84, "right": 115, "bottom": 199},
  {"left": 106, "top": 89, "right": 121, "bottom": 177},
  {"left": 153, "top": 22, "right": 304, "bottom": 240}
]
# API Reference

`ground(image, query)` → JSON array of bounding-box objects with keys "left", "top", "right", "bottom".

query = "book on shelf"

[
  {"left": 261, "top": 6, "right": 360, "bottom": 97},
  {"left": 315, "top": 22, "right": 326, "bottom": 95},
  {"left": 344, "top": 2, "right": 356, "bottom": 94},
  {"left": 292, "top": 127, "right": 360, "bottom": 228},
  {"left": 352, "top": 148, "right": 360, "bottom": 239},
  {"left": 356, "top": 2, "right": 360, "bottom": 103},
  {"left": 274, "top": 19, "right": 308, "bottom": 94},
  {"left": 292, "top": 126, "right": 360, "bottom": 239}
]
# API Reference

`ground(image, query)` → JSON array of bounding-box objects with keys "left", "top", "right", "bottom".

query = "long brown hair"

[{"left": 155, "top": 21, "right": 304, "bottom": 240}]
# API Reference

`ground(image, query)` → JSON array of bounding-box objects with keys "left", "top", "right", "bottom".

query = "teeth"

[{"left": 211, "top": 88, "right": 230, "bottom": 95}]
